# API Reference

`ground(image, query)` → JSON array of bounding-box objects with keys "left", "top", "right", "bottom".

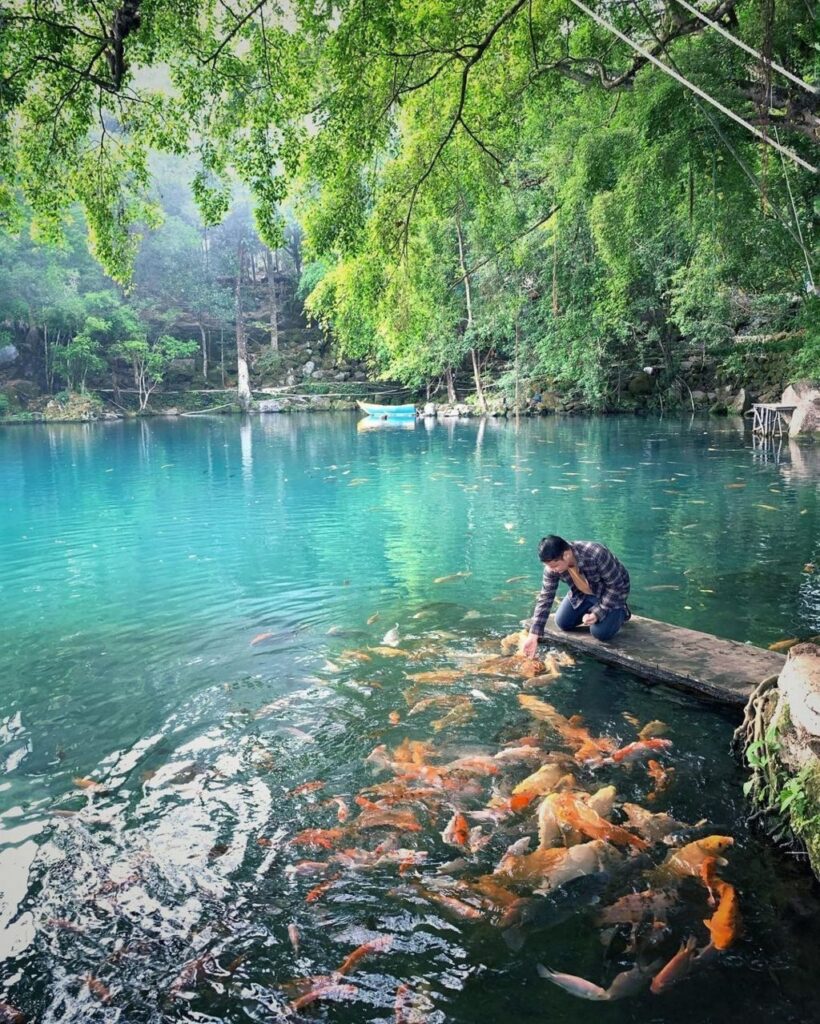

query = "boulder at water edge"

[{"left": 781, "top": 381, "right": 820, "bottom": 436}]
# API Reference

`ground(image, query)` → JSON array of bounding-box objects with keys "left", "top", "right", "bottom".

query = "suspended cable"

[
  {"left": 671, "top": 0, "right": 818, "bottom": 96},
  {"left": 567, "top": 0, "right": 817, "bottom": 174}
]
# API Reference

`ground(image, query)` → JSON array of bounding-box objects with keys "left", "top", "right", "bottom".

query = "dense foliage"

[{"left": 0, "top": 0, "right": 816, "bottom": 407}]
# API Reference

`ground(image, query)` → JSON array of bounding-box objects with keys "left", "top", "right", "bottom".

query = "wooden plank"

[{"left": 540, "top": 615, "right": 785, "bottom": 707}]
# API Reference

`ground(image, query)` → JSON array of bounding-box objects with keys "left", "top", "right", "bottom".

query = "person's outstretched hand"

[
  {"left": 582, "top": 612, "right": 598, "bottom": 626},
  {"left": 521, "top": 633, "right": 539, "bottom": 659}
]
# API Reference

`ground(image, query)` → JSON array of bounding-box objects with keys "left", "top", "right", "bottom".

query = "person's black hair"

[{"left": 537, "top": 534, "right": 570, "bottom": 562}]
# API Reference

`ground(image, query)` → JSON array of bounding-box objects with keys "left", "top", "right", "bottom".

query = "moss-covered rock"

[{"left": 737, "top": 643, "right": 820, "bottom": 879}]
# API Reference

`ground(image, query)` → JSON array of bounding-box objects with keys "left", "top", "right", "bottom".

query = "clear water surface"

[{"left": 0, "top": 414, "right": 818, "bottom": 1023}]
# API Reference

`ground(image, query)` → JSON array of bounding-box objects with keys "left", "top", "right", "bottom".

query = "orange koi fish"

[
  {"left": 305, "top": 874, "right": 340, "bottom": 902},
  {"left": 410, "top": 884, "right": 484, "bottom": 920},
  {"left": 650, "top": 936, "right": 699, "bottom": 994},
  {"left": 291, "top": 981, "right": 357, "bottom": 1010},
  {"left": 336, "top": 934, "right": 393, "bottom": 976},
  {"left": 388, "top": 711, "right": 401, "bottom": 725},
  {"left": 73, "top": 777, "right": 108, "bottom": 793},
  {"left": 331, "top": 796, "right": 350, "bottom": 822},
  {"left": 441, "top": 812, "right": 470, "bottom": 849},
  {"left": 646, "top": 759, "right": 675, "bottom": 800},
  {"left": 699, "top": 856, "right": 720, "bottom": 906},
  {"left": 289, "top": 828, "right": 346, "bottom": 850},
  {"left": 287, "top": 780, "right": 325, "bottom": 797},
  {"left": 609, "top": 739, "right": 673, "bottom": 764},
  {"left": 356, "top": 807, "right": 423, "bottom": 832},
  {"left": 553, "top": 792, "right": 649, "bottom": 851},
  {"left": 85, "top": 975, "right": 112, "bottom": 1004},
  {"left": 654, "top": 836, "right": 734, "bottom": 880},
  {"left": 703, "top": 880, "right": 741, "bottom": 950}
]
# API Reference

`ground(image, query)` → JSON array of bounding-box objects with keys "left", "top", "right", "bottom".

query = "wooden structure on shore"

[
  {"left": 541, "top": 615, "right": 785, "bottom": 706},
  {"left": 752, "top": 402, "right": 796, "bottom": 437}
]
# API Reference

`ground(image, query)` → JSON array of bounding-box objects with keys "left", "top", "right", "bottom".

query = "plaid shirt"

[{"left": 529, "top": 541, "right": 631, "bottom": 637}]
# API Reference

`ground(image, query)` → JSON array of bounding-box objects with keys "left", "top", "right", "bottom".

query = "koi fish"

[
  {"left": 73, "top": 777, "right": 108, "bottom": 793},
  {"left": 287, "top": 780, "right": 325, "bottom": 797},
  {"left": 0, "top": 1001, "right": 26, "bottom": 1024},
  {"left": 621, "top": 803, "right": 693, "bottom": 844},
  {"left": 356, "top": 807, "right": 423, "bottom": 831},
  {"left": 595, "top": 888, "right": 677, "bottom": 925},
  {"left": 608, "top": 739, "right": 673, "bottom": 764},
  {"left": 367, "top": 612, "right": 380, "bottom": 625},
  {"left": 330, "top": 796, "right": 350, "bottom": 822},
  {"left": 536, "top": 964, "right": 609, "bottom": 1001},
  {"left": 445, "top": 754, "right": 500, "bottom": 776},
  {"left": 513, "top": 761, "right": 573, "bottom": 797},
  {"left": 406, "top": 670, "right": 462, "bottom": 684},
  {"left": 768, "top": 637, "right": 799, "bottom": 652},
  {"left": 646, "top": 759, "right": 674, "bottom": 799},
  {"left": 408, "top": 883, "right": 484, "bottom": 920},
  {"left": 441, "top": 811, "right": 471, "bottom": 848},
  {"left": 433, "top": 571, "right": 472, "bottom": 583},
  {"left": 699, "top": 856, "right": 720, "bottom": 906},
  {"left": 289, "top": 828, "right": 346, "bottom": 850},
  {"left": 337, "top": 934, "right": 393, "bottom": 976},
  {"left": 388, "top": 711, "right": 401, "bottom": 725},
  {"left": 493, "top": 745, "right": 545, "bottom": 764},
  {"left": 340, "top": 649, "right": 372, "bottom": 662},
  {"left": 432, "top": 701, "right": 475, "bottom": 732},
  {"left": 407, "top": 694, "right": 463, "bottom": 716},
  {"left": 370, "top": 646, "right": 411, "bottom": 657},
  {"left": 638, "top": 720, "right": 669, "bottom": 739},
  {"left": 553, "top": 792, "right": 649, "bottom": 850},
  {"left": 653, "top": 836, "right": 734, "bottom": 880},
  {"left": 250, "top": 632, "right": 274, "bottom": 646},
  {"left": 288, "top": 923, "right": 300, "bottom": 954},
  {"left": 84, "top": 976, "right": 112, "bottom": 1004},
  {"left": 703, "top": 880, "right": 741, "bottom": 950},
  {"left": 305, "top": 875, "right": 340, "bottom": 902},
  {"left": 291, "top": 981, "right": 357, "bottom": 1010},
  {"left": 285, "top": 860, "right": 332, "bottom": 878},
  {"left": 382, "top": 624, "right": 401, "bottom": 647},
  {"left": 169, "top": 952, "right": 215, "bottom": 995},
  {"left": 650, "top": 936, "right": 699, "bottom": 994}
]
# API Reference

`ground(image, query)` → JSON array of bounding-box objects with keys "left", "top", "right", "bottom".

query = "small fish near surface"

[{"left": 433, "top": 571, "right": 472, "bottom": 584}]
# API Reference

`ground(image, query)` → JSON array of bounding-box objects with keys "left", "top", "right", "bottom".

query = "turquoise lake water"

[{"left": 0, "top": 413, "right": 818, "bottom": 1023}]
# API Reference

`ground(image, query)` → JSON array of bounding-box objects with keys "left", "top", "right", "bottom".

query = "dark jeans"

[{"left": 554, "top": 593, "right": 627, "bottom": 642}]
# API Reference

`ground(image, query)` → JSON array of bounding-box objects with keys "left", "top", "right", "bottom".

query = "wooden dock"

[
  {"left": 540, "top": 615, "right": 785, "bottom": 707},
  {"left": 751, "top": 402, "right": 796, "bottom": 437}
]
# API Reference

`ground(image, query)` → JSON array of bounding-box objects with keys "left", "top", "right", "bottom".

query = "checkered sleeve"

[{"left": 529, "top": 567, "right": 559, "bottom": 637}]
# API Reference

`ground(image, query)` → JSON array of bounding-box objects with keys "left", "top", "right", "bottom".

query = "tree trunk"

[
  {"left": 235, "top": 239, "right": 252, "bottom": 411},
  {"left": 456, "top": 215, "right": 486, "bottom": 413},
  {"left": 199, "top": 323, "right": 208, "bottom": 381},
  {"left": 445, "top": 367, "right": 457, "bottom": 404},
  {"left": 266, "top": 248, "right": 279, "bottom": 351}
]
